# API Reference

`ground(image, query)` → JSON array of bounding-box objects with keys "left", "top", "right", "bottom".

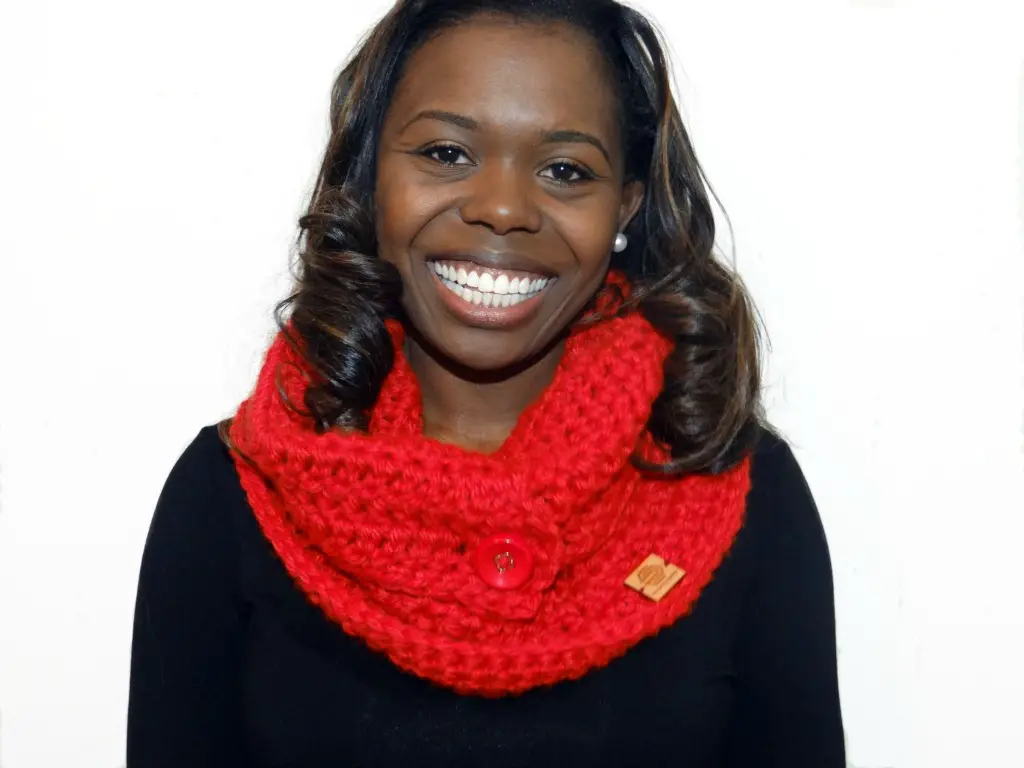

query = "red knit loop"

[{"left": 230, "top": 303, "right": 750, "bottom": 696}]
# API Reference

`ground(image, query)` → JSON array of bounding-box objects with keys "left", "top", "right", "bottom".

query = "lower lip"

[{"left": 429, "top": 267, "right": 551, "bottom": 329}]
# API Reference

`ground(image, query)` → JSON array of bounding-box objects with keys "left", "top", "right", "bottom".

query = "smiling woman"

[
  {"left": 127, "top": 1, "right": 845, "bottom": 766},
  {"left": 374, "top": 19, "right": 642, "bottom": 379}
]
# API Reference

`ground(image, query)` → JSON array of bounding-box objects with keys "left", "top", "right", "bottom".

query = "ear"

[{"left": 617, "top": 180, "right": 644, "bottom": 232}]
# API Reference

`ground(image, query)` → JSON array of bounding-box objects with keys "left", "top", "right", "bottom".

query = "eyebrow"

[
  {"left": 403, "top": 109, "right": 480, "bottom": 132},
  {"left": 402, "top": 110, "right": 611, "bottom": 165},
  {"left": 540, "top": 129, "right": 610, "bottom": 165}
]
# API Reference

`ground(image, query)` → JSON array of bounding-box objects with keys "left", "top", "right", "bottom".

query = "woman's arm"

[
  {"left": 723, "top": 435, "right": 846, "bottom": 767},
  {"left": 127, "top": 428, "right": 246, "bottom": 767}
]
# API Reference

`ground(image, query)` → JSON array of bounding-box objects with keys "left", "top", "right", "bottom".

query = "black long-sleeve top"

[{"left": 127, "top": 425, "right": 845, "bottom": 767}]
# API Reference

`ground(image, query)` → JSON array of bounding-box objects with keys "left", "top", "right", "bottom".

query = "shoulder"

[
  {"left": 156, "top": 424, "right": 240, "bottom": 511},
  {"left": 146, "top": 424, "right": 248, "bottom": 558},
  {"left": 741, "top": 425, "right": 832, "bottom": 563},
  {"left": 164, "top": 423, "right": 236, "bottom": 487},
  {"left": 747, "top": 426, "right": 810, "bottom": 501}
]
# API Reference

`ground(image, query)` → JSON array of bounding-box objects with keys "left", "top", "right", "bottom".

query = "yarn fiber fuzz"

[{"left": 229, "top": 309, "right": 751, "bottom": 696}]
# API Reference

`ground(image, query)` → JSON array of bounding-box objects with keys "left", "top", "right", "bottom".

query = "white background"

[{"left": 1, "top": 1, "right": 1022, "bottom": 766}]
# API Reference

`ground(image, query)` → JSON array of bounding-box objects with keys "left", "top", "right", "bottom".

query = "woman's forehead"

[{"left": 386, "top": 19, "right": 620, "bottom": 140}]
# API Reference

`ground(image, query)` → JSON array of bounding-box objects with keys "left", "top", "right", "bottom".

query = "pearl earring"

[{"left": 613, "top": 233, "right": 628, "bottom": 253}]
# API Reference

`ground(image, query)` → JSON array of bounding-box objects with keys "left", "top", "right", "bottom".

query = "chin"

[{"left": 432, "top": 325, "right": 556, "bottom": 375}]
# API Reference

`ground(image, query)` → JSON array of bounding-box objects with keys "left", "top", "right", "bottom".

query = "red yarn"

[{"left": 229, "top": 307, "right": 751, "bottom": 696}]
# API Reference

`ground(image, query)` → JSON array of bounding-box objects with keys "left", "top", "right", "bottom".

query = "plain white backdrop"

[{"left": 1, "top": 1, "right": 1022, "bottom": 766}]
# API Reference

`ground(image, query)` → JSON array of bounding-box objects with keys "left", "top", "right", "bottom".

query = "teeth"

[{"left": 434, "top": 264, "right": 552, "bottom": 310}]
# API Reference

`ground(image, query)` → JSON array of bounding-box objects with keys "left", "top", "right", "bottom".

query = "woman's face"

[{"left": 375, "top": 17, "right": 643, "bottom": 372}]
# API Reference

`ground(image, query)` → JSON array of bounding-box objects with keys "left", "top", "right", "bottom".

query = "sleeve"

[
  {"left": 722, "top": 435, "right": 846, "bottom": 767},
  {"left": 127, "top": 427, "right": 247, "bottom": 767}
]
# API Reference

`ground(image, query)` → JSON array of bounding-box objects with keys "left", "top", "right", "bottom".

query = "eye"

[
  {"left": 421, "top": 143, "right": 472, "bottom": 167},
  {"left": 539, "top": 161, "right": 594, "bottom": 185}
]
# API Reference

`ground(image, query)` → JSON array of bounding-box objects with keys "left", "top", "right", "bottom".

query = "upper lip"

[{"left": 426, "top": 249, "right": 558, "bottom": 278}]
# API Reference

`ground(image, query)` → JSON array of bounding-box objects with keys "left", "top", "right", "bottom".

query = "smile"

[{"left": 430, "top": 260, "right": 554, "bottom": 308}]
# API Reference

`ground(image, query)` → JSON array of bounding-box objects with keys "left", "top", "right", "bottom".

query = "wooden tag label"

[{"left": 625, "top": 554, "right": 686, "bottom": 602}]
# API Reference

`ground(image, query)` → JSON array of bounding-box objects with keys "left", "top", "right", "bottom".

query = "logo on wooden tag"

[{"left": 624, "top": 554, "right": 685, "bottom": 602}]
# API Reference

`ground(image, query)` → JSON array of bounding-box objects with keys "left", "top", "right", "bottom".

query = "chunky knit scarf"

[{"left": 229, "top": 308, "right": 751, "bottom": 696}]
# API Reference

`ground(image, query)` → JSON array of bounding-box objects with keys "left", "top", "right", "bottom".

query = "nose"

[{"left": 457, "top": 161, "right": 542, "bottom": 235}]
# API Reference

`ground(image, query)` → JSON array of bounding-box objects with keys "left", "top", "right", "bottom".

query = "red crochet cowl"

[{"left": 229, "top": 308, "right": 751, "bottom": 696}]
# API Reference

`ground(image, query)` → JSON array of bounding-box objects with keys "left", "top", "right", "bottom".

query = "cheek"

[
  {"left": 554, "top": 204, "right": 620, "bottom": 270},
  {"left": 374, "top": 172, "right": 444, "bottom": 265}
]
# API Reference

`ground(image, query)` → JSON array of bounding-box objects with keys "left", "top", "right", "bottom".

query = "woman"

[{"left": 127, "top": 0, "right": 845, "bottom": 765}]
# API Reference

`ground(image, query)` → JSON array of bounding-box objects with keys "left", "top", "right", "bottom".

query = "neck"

[{"left": 405, "top": 335, "right": 566, "bottom": 454}]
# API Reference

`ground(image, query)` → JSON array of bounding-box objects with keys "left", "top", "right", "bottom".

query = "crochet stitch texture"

[{"left": 230, "top": 309, "right": 751, "bottom": 696}]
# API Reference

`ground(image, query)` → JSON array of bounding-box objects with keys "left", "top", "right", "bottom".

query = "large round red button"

[{"left": 473, "top": 533, "right": 534, "bottom": 590}]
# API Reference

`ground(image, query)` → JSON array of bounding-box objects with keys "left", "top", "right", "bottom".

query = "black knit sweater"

[{"left": 127, "top": 426, "right": 845, "bottom": 767}]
